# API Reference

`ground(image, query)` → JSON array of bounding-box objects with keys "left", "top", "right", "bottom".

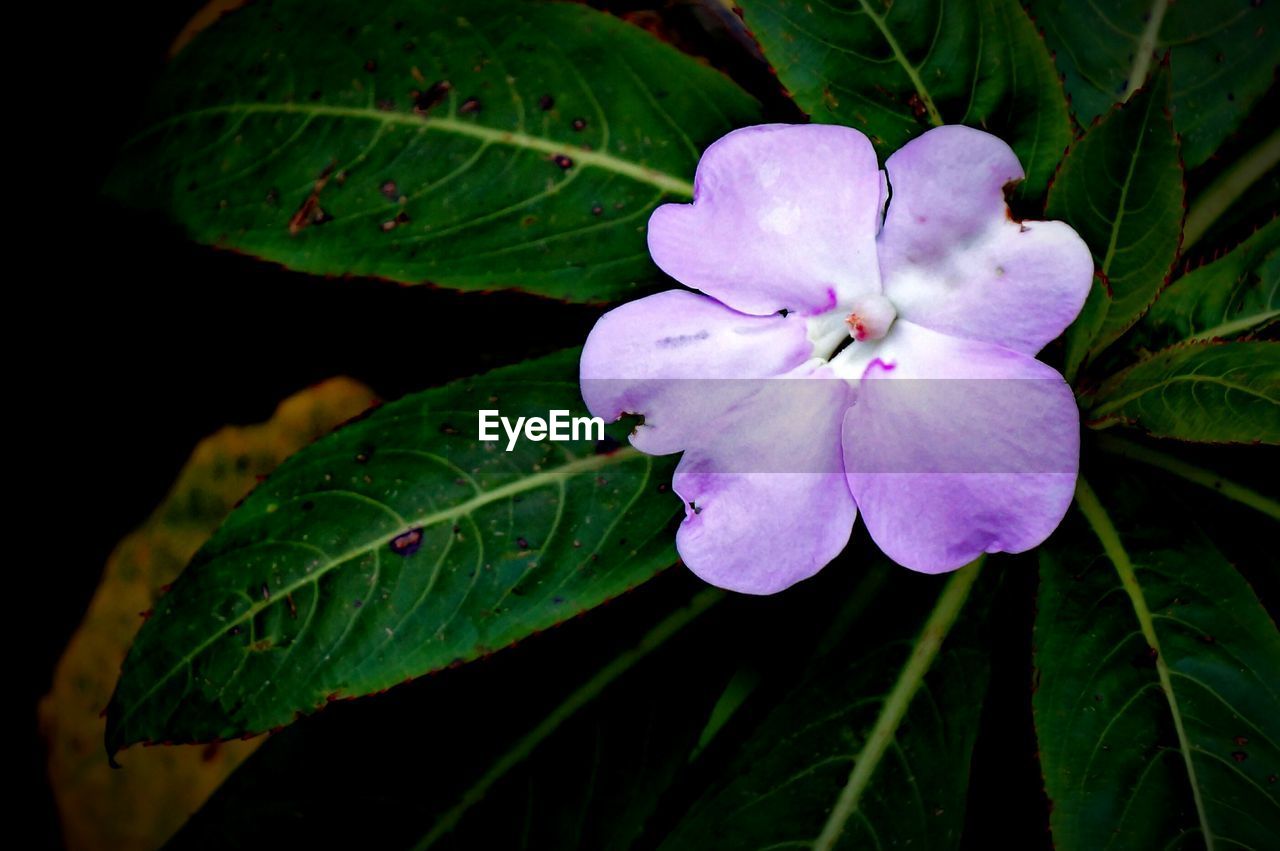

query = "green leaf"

[
  {"left": 159, "top": 557, "right": 893, "bottom": 850},
  {"left": 1047, "top": 69, "right": 1184, "bottom": 378},
  {"left": 659, "top": 562, "right": 989, "bottom": 851},
  {"left": 1035, "top": 476, "right": 1280, "bottom": 850},
  {"left": 105, "top": 0, "right": 761, "bottom": 302},
  {"left": 1141, "top": 218, "right": 1280, "bottom": 347},
  {"left": 1086, "top": 340, "right": 1280, "bottom": 444},
  {"left": 160, "top": 580, "right": 728, "bottom": 851},
  {"left": 734, "top": 0, "right": 1072, "bottom": 196},
  {"left": 1029, "top": 0, "right": 1279, "bottom": 167},
  {"left": 105, "top": 348, "right": 680, "bottom": 754}
]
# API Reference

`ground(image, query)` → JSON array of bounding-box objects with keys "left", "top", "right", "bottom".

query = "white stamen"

[{"left": 844, "top": 293, "right": 897, "bottom": 342}]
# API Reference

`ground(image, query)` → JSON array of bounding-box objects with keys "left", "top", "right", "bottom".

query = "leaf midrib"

[
  {"left": 854, "top": 0, "right": 944, "bottom": 127},
  {"left": 1185, "top": 308, "right": 1280, "bottom": 343},
  {"left": 1100, "top": 79, "right": 1161, "bottom": 282},
  {"left": 1074, "top": 476, "right": 1216, "bottom": 850},
  {"left": 128, "top": 102, "right": 696, "bottom": 197},
  {"left": 110, "top": 445, "right": 649, "bottom": 745},
  {"left": 1091, "top": 370, "right": 1279, "bottom": 417},
  {"left": 1083, "top": 83, "right": 1161, "bottom": 357}
]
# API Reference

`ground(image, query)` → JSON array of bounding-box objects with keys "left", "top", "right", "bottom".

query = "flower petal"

[
  {"left": 879, "top": 125, "right": 1093, "bottom": 355},
  {"left": 843, "top": 321, "right": 1079, "bottom": 573},
  {"left": 673, "top": 373, "right": 855, "bottom": 594},
  {"left": 648, "top": 124, "right": 883, "bottom": 316},
  {"left": 580, "top": 289, "right": 813, "bottom": 454}
]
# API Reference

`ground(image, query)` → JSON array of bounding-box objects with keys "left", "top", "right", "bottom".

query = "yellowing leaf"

[{"left": 39, "top": 378, "right": 378, "bottom": 851}]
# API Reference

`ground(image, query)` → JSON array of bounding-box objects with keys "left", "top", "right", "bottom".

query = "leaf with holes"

[
  {"left": 1047, "top": 69, "right": 1184, "bottom": 378},
  {"left": 1140, "top": 218, "right": 1280, "bottom": 348},
  {"left": 734, "top": 0, "right": 1072, "bottom": 196},
  {"left": 105, "top": 0, "right": 760, "bottom": 302},
  {"left": 1087, "top": 340, "right": 1280, "bottom": 444},
  {"left": 1036, "top": 476, "right": 1280, "bottom": 850},
  {"left": 1029, "top": 0, "right": 1279, "bottom": 167},
  {"left": 105, "top": 348, "right": 680, "bottom": 754},
  {"left": 658, "top": 564, "right": 989, "bottom": 850}
]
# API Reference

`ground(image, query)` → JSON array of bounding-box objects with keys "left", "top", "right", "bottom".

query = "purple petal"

[
  {"left": 648, "top": 124, "right": 883, "bottom": 316},
  {"left": 878, "top": 125, "right": 1093, "bottom": 355},
  {"left": 673, "top": 373, "right": 855, "bottom": 594},
  {"left": 580, "top": 289, "right": 813, "bottom": 454},
  {"left": 843, "top": 321, "right": 1078, "bottom": 573}
]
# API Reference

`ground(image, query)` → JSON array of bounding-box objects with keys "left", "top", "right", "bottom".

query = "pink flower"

[{"left": 580, "top": 125, "right": 1093, "bottom": 593}]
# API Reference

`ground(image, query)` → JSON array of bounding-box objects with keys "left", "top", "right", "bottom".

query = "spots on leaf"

[
  {"left": 412, "top": 80, "right": 452, "bottom": 114},
  {"left": 287, "top": 161, "right": 337, "bottom": 234},
  {"left": 390, "top": 528, "right": 424, "bottom": 556},
  {"left": 381, "top": 211, "right": 411, "bottom": 232}
]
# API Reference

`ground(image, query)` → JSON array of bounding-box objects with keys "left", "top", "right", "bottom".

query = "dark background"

[{"left": 32, "top": 1, "right": 1276, "bottom": 848}]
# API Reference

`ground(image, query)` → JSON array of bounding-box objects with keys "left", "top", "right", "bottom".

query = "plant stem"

[
  {"left": 1184, "top": 127, "right": 1280, "bottom": 249},
  {"left": 413, "top": 586, "right": 725, "bottom": 849},
  {"left": 812, "top": 557, "right": 984, "bottom": 851},
  {"left": 1095, "top": 434, "right": 1280, "bottom": 521},
  {"left": 1123, "top": 0, "right": 1170, "bottom": 97}
]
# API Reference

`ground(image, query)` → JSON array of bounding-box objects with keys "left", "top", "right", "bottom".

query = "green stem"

[
  {"left": 1073, "top": 477, "right": 1215, "bottom": 850},
  {"left": 812, "top": 557, "right": 984, "bottom": 851},
  {"left": 1095, "top": 434, "right": 1280, "bottom": 520},
  {"left": 1184, "top": 127, "right": 1280, "bottom": 249},
  {"left": 412, "top": 587, "right": 725, "bottom": 850},
  {"left": 1123, "top": 0, "right": 1170, "bottom": 96}
]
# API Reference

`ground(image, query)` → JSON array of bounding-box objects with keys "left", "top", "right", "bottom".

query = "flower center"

[{"left": 844, "top": 293, "right": 896, "bottom": 342}]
